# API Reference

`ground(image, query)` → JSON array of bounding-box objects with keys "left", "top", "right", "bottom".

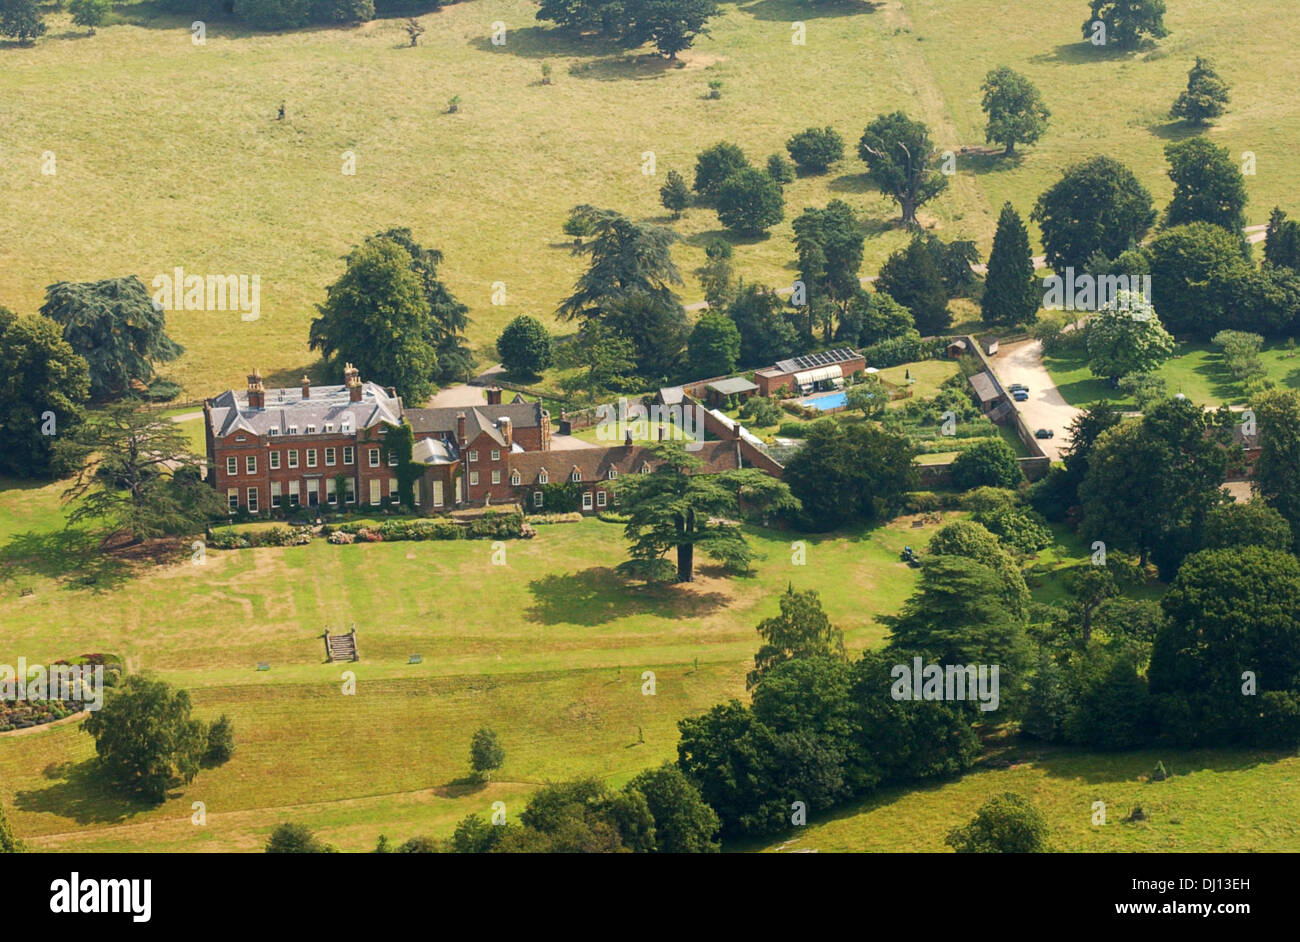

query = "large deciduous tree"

[
  {"left": 1252, "top": 388, "right": 1300, "bottom": 548},
  {"left": 857, "top": 112, "right": 948, "bottom": 227},
  {"left": 1085, "top": 291, "right": 1174, "bottom": 380},
  {"left": 82, "top": 674, "right": 209, "bottom": 803},
  {"left": 1079, "top": 397, "right": 1227, "bottom": 575},
  {"left": 1082, "top": 0, "right": 1167, "bottom": 50},
  {"left": 782, "top": 419, "right": 915, "bottom": 531},
  {"left": 747, "top": 585, "right": 845, "bottom": 689},
  {"left": 375, "top": 228, "right": 475, "bottom": 384},
  {"left": 613, "top": 441, "right": 796, "bottom": 583},
  {"left": 0, "top": 0, "right": 47, "bottom": 43},
  {"left": 692, "top": 142, "right": 749, "bottom": 201},
  {"left": 496, "top": 314, "right": 554, "bottom": 378},
  {"left": 1031, "top": 156, "right": 1156, "bottom": 273},
  {"left": 41, "top": 276, "right": 184, "bottom": 402},
  {"left": 1163, "top": 137, "right": 1246, "bottom": 235},
  {"left": 715, "top": 168, "right": 785, "bottom": 235},
  {"left": 980, "top": 67, "right": 1050, "bottom": 155},
  {"left": 0, "top": 307, "right": 90, "bottom": 478},
  {"left": 310, "top": 237, "right": 438, "bottom": 403}
]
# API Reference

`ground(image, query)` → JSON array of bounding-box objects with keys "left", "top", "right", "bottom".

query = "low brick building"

[{"left": 754, "top": 348, "right": 865, "bottom": 397}]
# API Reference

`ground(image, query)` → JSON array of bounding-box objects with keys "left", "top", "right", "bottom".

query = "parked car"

[
  {"left": 1035, "top": 428, "right": 1055, "bottom": 439},
  {"left": 1008, "top": 383, "right": 1028, "bottom": 392},
  {"left": 1012, "top": 390, "right": 1029, "bottom": 401}
]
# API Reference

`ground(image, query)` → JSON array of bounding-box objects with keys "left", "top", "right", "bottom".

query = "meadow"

[{"left": 4, "top": 1, "right": 1298, "bottom": 397}]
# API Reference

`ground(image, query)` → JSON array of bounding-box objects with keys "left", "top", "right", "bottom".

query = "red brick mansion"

[{"left": 204, "top": 365, "right": 764, "bottom": 516}]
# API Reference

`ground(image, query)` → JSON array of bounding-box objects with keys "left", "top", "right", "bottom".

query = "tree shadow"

[
  {"left": 1029, "top": 42, "right": 1139, "bottom": 66},
  {"left": 1030, "top": 745, "right": 1275, "bottom": 785},
  {"left": 1147, "top": 120, "right": 1201, "bottom": 142},
  {"left": 962, "top": 151, "right": 1025, "bottom": 175},
  {"left": 738, "top": 0, "right": 881, "bottom": 22},
  {"left": 828, "top": 172, "right": 875, "bottom": 194},
  {"left": 0, "top": 528, "right": 132, "bottom": 593},
  {"left": 683, "top": 228, "right": 770, "bottom": 251},
  {"left": 432, "top": 775, "right": 490, "bottom": 798},
  {"left": 467, "top": 27, "right": 628, "bottom": 61},
  {"left": 13, "top": 758, "right": 157, "bottom": 825},
  {"left": 525, "top": 566, "right": 729, "bottom": 625}
]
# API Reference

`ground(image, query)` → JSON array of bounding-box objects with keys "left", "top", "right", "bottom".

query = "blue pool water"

[{"left": 799, "top": 391, "right": 848, "bottom": 411}]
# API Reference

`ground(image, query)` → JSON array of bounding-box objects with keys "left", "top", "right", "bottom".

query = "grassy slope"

[{"left": 0, "top": 513, "right": 930, "bottom": 850}]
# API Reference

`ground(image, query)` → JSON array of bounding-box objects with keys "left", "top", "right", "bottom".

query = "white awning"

[{"left": 793, "top": 365, "right": 843, "bottom": 385}]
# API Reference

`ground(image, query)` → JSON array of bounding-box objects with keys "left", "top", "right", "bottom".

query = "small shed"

[
  {"left": 946, "top": 339, "right": 969, "bottom": 359},
  {"left": 704, "top": 376, "right": 759, "bottom": 409},
  {"left": 968, "top": 370, "right": 1005, "bottom": 415}
]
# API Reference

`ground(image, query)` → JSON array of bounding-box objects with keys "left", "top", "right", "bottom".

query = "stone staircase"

[{"left": 323, "top": 626, "right": 359, "bottom": 663}]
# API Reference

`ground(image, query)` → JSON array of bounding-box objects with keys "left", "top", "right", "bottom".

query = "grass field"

[
  {"left": 5, "top": 1, "right": 1297, "bottom": 398},
  {"left": 1046, "top": 340, "right": 1300, "bottom": 409},
  {"left": 0, "top": 506, "right": 936, "bottom": 851},
  {"left": 752, "top": 744, "right": 1300, "bottom": 852}
]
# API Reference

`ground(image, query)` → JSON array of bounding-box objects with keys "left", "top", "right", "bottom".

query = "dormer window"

[
  {"left": 641, "top": 463, "right": 651, "bottom": 474},
  {"left": 288, "top": 425, "right": 298, "bottom": 435},
  {"left": 341, "top": 421, "right": 353, "bottom": 434},
  {"left": 538, "top": 470, "right": 549, "bottom": 485},
  {"left": 571, "top": 469, "right": 582, "bottom": 482},
  {"left": 268, "top": 428, "right": 280, "bottom": 436},
  {"left": 324, "top": 423, "right": 334, "bottom": 433},
  {"left": 510, "top": 471, "right": 520, "bottom": 486},
  {"left": 305, "top": 425, "right": 316, "bottom": 434},
  {"left": 608, "top": 468, "right": 618, "bottom": 480}
]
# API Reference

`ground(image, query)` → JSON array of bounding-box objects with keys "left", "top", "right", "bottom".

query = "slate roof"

[
  {"left": 706, "top": 377, "right": 760, "bottom": 396},
  {"left": 207, "top": 382, "right": 401, "bottom": 438},
  {"left": 507, "top": 440, "right": 743, "bottom": 484},
  {"left": 968, "top": 371, "right": 1003, "bottom": 404},
  {"left": 405, "top": 402, "right": 546, "bottom": 444}
]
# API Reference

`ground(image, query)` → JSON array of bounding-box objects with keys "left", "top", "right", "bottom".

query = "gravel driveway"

[{"left": 989, "top": 339, "right": 1080, "bottom": 461}]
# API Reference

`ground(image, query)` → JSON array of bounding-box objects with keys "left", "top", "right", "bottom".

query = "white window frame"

[
  {"left": 226, "top": 456, "right": 237, "bottom": 476},
  {"left": 608, "top": 468, "right": 618, "bottom": 480},
  {"left": 288, "top": 450, "right": 299, "bottom": 469},
  {"left": 491, "top": 449, "right": 500, "bottom": 461},
  {"left": 305, "top": 425, "right": 316, "bottom": 435},
  {"left": 227, "top": 488, "right": 239, "bottom": 512},
  {"left": 510, "top": 471, "right": 520, "bottom": 486},
  {"left": 325, "top": 447, "right": 336, "bottom": 467},
  {"left": 469, "top": 471, "right": 479, "bottom": 486},
  {"left": 538, "top": 470, "right": 548, "bottom": 485},
  {"left": 468, "top": 450, "right": 478, "bottom": 463},
  {"left": 571, "top": 469, "right": 582, "bottom": 482},
  {"left": 271, "top": 481, "right": 282, "bottom": 507},
  {"left": 307, "top": 449, "right": 318, "bottom": 468},
  {"left": 597, "top": 490, "right": 607, "bottom": 508},
  {"left": 533, "top": 491, "right": 543, "bottom": 508},
  {"left": 343, "top": 446, "right": 355, "bottom": 466},
  {"left": 247, "top": 488, "right": 259, "bottom": 513},
  {"left": 245, "top": 455, "right": 257, "bottom": 474},
  {"left": 491, "top": 470, "right": 501, "bottom": 485},
  {"left": 582, "top": 492, "right": 593, "bottom": 510},
  {"left": 369, "top": 448, "right": 380, "bottom": 468},
  {"left": 269, "top": 451, "right": 281, "bottom": 470}
]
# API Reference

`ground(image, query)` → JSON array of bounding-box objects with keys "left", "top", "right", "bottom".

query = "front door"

[{"left": 307, "top": 479, "right": 319, "bottom": 507}]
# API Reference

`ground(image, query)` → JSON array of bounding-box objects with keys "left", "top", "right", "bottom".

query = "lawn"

[
  {"left": 7, "top": 1, "right": 1294, "bottom": 398},
  {"left": 0, "top": 511, "right": 935, "bottom": 851},
  {"left": 1046, "top": 340, "right": 1300, "bottom": 409},
  {"left": 753, "top": 744, "right": 1300, "bottom": 853}
]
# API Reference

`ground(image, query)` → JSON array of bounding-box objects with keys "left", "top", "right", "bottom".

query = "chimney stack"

[
  {"left": 247, "top": 369, "right": 265, "bottom": 411},
  {"left": 301, "top": 375, "right": 311, "bottom": 399},
  {"left": 625, "top": 429, "right": 633, "bottom": 447},
  {"left": 499, "top": 417, "right": 512, "bottom": 448},
  {"left": 456, "top": 411, "right": 467, "bottom": 447},
  {"left": 487, "top": 386, "right": 503, "bottom": 406},
  {"left": 344, "top": 362, "right": 362, "bottom": 403}
]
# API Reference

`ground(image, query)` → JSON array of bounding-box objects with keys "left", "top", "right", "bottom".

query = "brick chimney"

[
  {"left": 344, "top": 362, "right": 362, "bottom": 403},
  {"left": 499, "top": 417, "right": 512, "bottom": 448},
  {"left": 486, "top": 386, "right": 503, "bottom": 406},
  {"left": 301, "top": 375, "right": 311, "bottom": 399},
  {"left": 247, "top": 369, "right": 265, "bottom": 410},
  {"left": 456, "top": 412, "right": 467, "bottom": 447}
]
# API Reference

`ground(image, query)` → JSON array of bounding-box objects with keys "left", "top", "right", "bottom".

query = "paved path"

[{"left": 989, "top": 339, "right": 1079, "bottom": 461}]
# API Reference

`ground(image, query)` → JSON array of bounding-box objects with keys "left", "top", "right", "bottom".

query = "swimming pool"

[{"left": 798, "top": 391, "right": 848, "bottom": 411}]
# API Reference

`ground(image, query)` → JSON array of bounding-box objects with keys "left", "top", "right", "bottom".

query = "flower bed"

[{"left": 0, "top": 653, "right": 123, "bottom": 733}]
